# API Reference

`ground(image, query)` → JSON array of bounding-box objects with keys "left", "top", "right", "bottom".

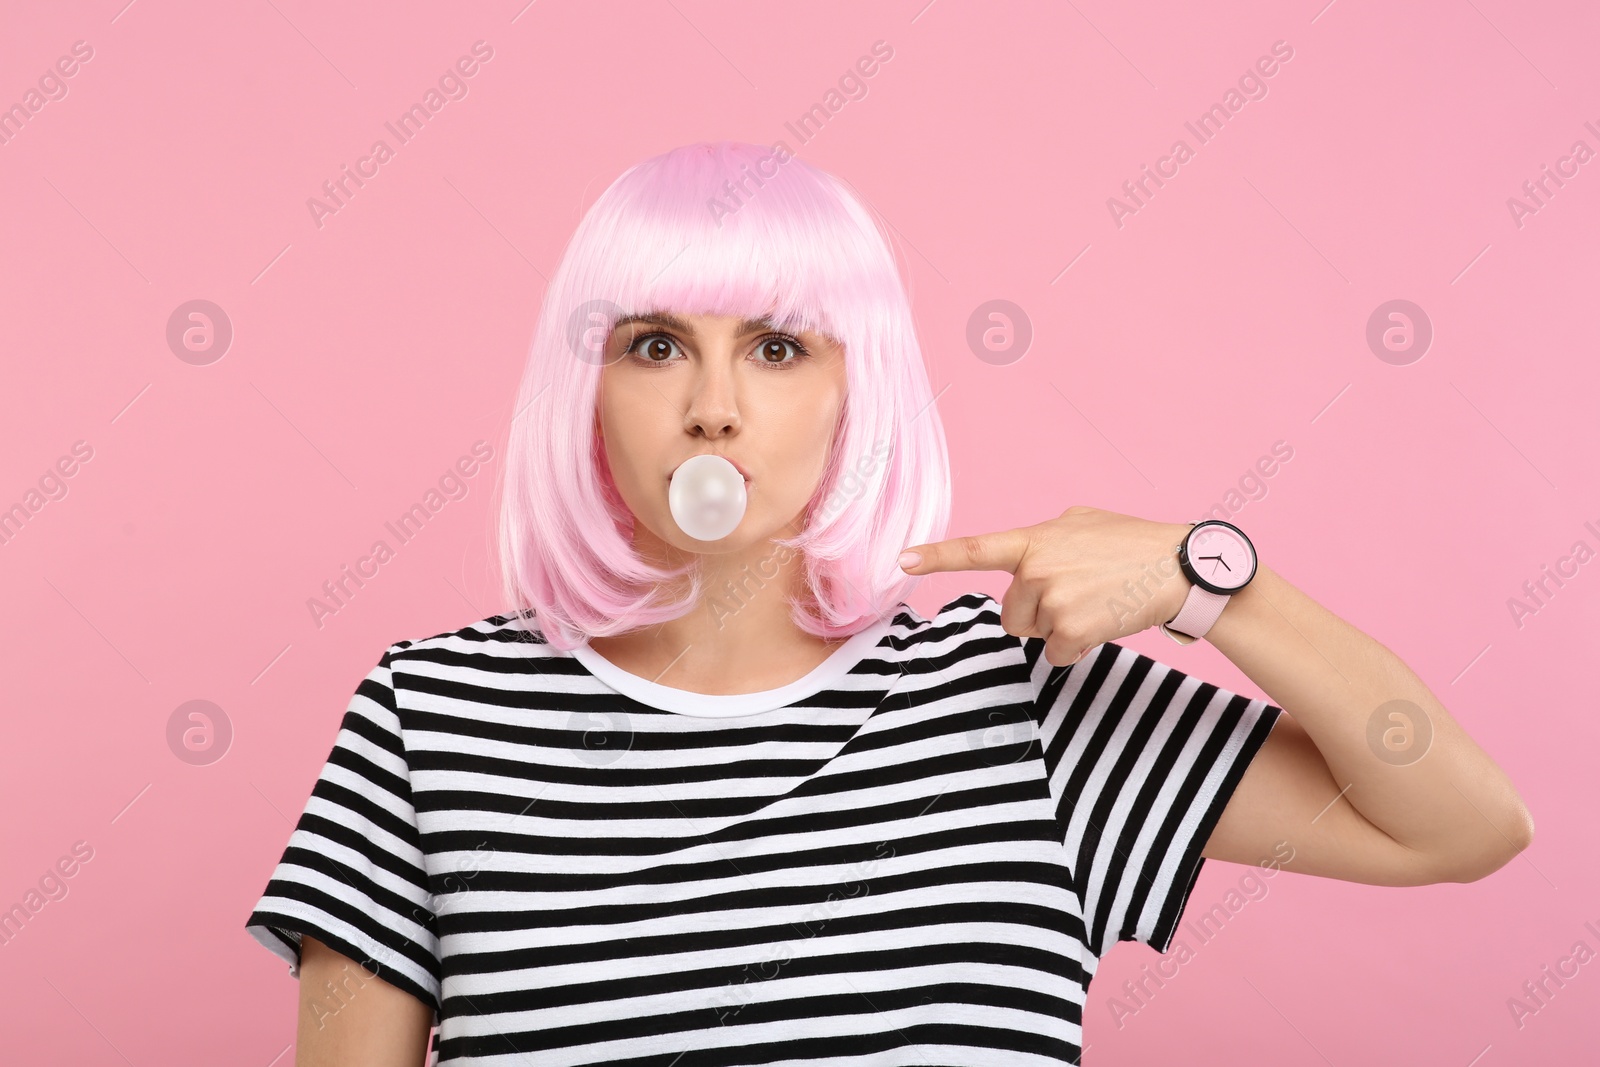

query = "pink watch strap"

[{"left": 1164, "top": 584, "right": 1229, "bottom": 642}]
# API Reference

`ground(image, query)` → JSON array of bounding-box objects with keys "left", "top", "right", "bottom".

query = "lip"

[{"left": 668, "top": 454, "right": 752, "bottom": 483}]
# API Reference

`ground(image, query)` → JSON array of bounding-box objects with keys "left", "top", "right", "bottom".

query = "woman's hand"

[{"left": 898, "top": 505, "right": 1196, "bottom": 667}]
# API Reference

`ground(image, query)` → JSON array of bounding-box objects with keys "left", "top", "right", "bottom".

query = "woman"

[{"left": 247, "top": 141, "right": 1534, "bottom": 1065}]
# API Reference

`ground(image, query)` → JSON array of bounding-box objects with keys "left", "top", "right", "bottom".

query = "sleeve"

[
  {"left": 244, "top": 646, "right": 442, "bottom": 1015},
  {"left": 1023, "top": 636, "right": 1283, "bottom": 958}
]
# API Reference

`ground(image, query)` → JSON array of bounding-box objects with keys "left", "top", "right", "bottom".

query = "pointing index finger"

[{"left": 899, "top": 527, "right": 1031, "bottom": 575}]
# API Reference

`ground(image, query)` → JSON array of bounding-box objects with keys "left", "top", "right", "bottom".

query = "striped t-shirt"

[{"left": 246, "top": 591, "right": 1281, "bottom": 1065}]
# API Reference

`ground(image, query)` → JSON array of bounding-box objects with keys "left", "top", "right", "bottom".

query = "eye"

[
  {"left": 622, "top": 332, "right": 813, "bottom": 369},
  {"left": 753, "top": 335, "right": 810, "bottom": 368},
  {"left": 625, "top": 332, "right": 682, "bottom": 365}
]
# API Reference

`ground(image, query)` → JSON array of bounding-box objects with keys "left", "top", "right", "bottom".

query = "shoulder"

[
  {"left": 883, "top": 591, "right": 1030, "bottom": 676},
  {"left": 928, "top": 594, "right": 1152, "bottom": 700},
  {"left": 930, "top": 590, "right": 1007, "bottom": 633},
  {"left": 380, "top": 608, "right": 564, "bottom": 680},
  {"left": 885, "top": 591, "right": 1015, "bottom": 641},
  {"left": 938, "top": 591, "right": 1023, "bottom": 654}
]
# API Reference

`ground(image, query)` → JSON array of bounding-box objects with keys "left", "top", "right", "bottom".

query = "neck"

[{"left": 586, "top": 526, "right": 845, "bottom": 695}]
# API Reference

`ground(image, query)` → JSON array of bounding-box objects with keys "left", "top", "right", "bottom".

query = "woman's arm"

[
  {"left": 898, "top": 505, "right": 1536, "bottom": 887},
  {"left": 296, "top": 935, "right": 434, "bottom": 1066},
  {"left": 1200, "top": 561, "right": 1534, "bottom": 885}
]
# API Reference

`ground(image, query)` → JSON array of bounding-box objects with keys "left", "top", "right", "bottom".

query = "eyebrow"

[{"left": 612, "top": 312, "right": 791, "bottom": 337}]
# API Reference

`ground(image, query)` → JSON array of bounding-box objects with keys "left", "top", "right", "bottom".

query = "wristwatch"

[{"left": 1160, "top": 519, "right": 1258, "bottom": 645}]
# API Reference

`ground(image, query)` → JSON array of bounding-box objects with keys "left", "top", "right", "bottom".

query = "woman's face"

[{"left": 597, "top": 310, "right": 847, "bottom": 556}]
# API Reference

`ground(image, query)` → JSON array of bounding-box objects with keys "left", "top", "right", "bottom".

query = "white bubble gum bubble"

[{"left": 668, "top": 454, "right": 748, "bottom": 541}]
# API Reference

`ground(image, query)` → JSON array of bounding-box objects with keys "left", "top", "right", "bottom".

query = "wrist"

[
  {"left": 1159, "top": 523, "right": 1194, "bottom": 624},
  {"left": 1158, "top": 519, "right": 1258, "bottom": 643}
]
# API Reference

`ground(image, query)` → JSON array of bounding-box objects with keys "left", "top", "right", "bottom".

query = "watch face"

[{"left": 1185, "top": 522, "right": 1257, "bottom": 594}]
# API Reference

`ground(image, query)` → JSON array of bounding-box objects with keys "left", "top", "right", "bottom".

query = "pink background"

[{"left": 2, "top": 1, "right": 1596, "bottom": 1063}]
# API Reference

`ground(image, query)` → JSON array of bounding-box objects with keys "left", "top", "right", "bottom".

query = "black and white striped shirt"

[{"left": 246, "top": 591, "right": 1281, "bottom": 1065}]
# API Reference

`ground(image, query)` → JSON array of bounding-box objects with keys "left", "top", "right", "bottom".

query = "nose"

[{"left": 682, "top": 361, "right": 741, "bottom": 439}]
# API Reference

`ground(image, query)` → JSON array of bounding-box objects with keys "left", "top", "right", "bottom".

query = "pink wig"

[{"left": 493, "top": 141, "right": 951, "bottom": 651}]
